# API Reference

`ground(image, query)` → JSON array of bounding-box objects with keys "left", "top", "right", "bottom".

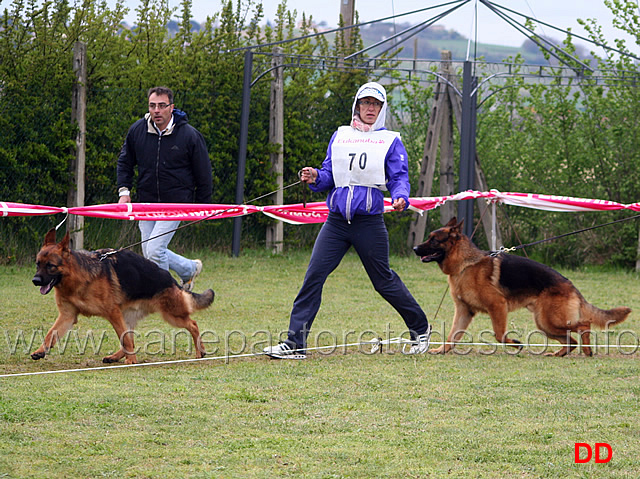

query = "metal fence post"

[
  {"left": 232, "top": 50, "right": 253, "bottom": 257},
  {"left": 457, "top": 60, "right": 477, "bottom": 238}
]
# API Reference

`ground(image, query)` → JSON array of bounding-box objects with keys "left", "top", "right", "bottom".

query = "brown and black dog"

[
  {"left": 414, "top": 217, "right": 631, "bottom": 356},
  {"left": 32, "top": 228, "right": 214, "bottom": 364}
]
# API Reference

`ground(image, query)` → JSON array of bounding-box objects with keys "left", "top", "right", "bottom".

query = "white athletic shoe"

[
  {"left": 182, "top": 259, "right": 203, "bottom": 292},
  {"left": 263, "top": 342, "right": 307, "bottom": 360},
  {"left": 406, "top": 325, "right": 432, "bottom": 355}
]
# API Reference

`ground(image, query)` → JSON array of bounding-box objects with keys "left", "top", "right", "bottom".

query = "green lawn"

[{"left": 1, "top": 251, "right": 639, "bottom": 478}]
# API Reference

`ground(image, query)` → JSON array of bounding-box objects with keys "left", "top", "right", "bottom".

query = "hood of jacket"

[
  {"left": 144, "top": 108, "right": 189, "bottom": 135},
  {"left": 350, "top": 82, "right": 388, "bottom": 132}
]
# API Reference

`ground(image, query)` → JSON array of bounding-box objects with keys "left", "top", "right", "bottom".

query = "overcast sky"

[{"left": 111, "top": 0, "right": 639, "bottom": 52}]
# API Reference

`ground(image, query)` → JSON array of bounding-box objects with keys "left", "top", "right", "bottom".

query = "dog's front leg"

[
  {"left": 32, "top": 312, "right": 77, "bottom": 360},
  {"left": 487, "top": 304, "right": 522, "bottom": 351},
  {"left": 103, "top": 310, "right": 138, "bottom": 364},
  {"left": 432, "top": 302, "right": 474, "bottom": 354}
]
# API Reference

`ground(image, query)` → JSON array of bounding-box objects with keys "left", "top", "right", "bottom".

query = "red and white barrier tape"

[{"left": 2, "top": 190, "right": 640, "bottom": 224}]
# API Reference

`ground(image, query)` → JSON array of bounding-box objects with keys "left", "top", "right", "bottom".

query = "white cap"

[{"left": 356, "top": 85, "right": 386, "bottom": 103}]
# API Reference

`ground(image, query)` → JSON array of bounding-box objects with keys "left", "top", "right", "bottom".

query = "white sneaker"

[
  {"left": 182, "top": 259, "right": 202, "bottom": 292},
  {"left": 263, "top": 342, "right": 307, "bottom": 360},
  {"left": 406, "top": 325, "right": 432, "bottom": 355}
]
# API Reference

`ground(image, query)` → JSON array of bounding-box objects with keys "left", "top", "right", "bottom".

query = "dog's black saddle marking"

[
  {"left": 89, "top": 249, "right": 177, "bottom": 299},
  {"left": 496, "top": 253, "right": 569, "bottom": 295}
]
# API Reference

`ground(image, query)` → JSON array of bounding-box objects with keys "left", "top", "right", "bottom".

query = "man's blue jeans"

[{"left": 138, "top": 220, "right": 196, "bottom": 282}]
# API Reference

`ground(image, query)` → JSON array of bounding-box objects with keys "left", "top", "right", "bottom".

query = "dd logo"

[{"left": 574, "top": 443, "right": 613, "bottom": 463}]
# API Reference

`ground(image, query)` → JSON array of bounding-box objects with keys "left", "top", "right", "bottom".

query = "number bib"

[{"left": 331, "top": 126, "right": 400, "bottom": 190}]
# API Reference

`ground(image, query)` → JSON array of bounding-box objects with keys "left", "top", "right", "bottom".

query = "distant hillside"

[
  {"left": 148, "top": 20, "right": 589, "bottom": 65},
  {"left": 359, "top": 22, "right": 590, "bottom": 64}
]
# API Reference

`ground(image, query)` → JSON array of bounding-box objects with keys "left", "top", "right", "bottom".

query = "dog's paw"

[
  {"left": 429, "top": 346, "right": 446, "bottom": 354},
  {"left": 549, "top": 349, "right": 569, "bottom": 357},
  {"left": 102, "top": 356, "right": 120, "bottom": 364},
  {"left": 509, "top": 341, "right": 524, "bottom": 351},
  {"left": 30, "top": 351, "right": 46, "bottom": 360}
]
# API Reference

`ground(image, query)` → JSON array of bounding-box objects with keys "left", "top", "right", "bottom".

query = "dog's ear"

[
  {"left": 43, "top": 228, "right": 57, "bottom": 246},
  {"left": 59, "top": 231, "right": 71, "bottom": 252},
  {"left": 456, "top": 218, "right": 465, "bottom": 231},
  {"left": 446, "top": 217, "right": 457, "bottom": 227}
]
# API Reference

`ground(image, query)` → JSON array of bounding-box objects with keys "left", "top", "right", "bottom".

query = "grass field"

[{"left": 1, "top": 250, "right": 639, "bottom": 478}]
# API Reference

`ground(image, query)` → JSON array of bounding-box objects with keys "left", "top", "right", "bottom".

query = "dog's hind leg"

[
  {"left": 163, "top": 313, "right": 205, "bottom": 358},
  {"left": 545, "top": 332, "right": 578, "bottom": 357},
  {"left": 576, "top": 327, "right": 593, "bottom": 356},
  {"left": 185, "top": 318, "right": 206, "bottom": 358},
  {"left": 537, "top": 310, "right": 582, "bottom": 356}
]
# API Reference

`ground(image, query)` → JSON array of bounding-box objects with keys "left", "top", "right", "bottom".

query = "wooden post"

[
  {"left": 340, "top": 0, "right": 355, "bottom": 49},
  {"left": 475, "top": 158, "right": 502, "bottom": 248},
  {"left": 407, "top": 51, "right": 452, "bottom": 247},
  {"left": 408, "top": 51, "right": 502, "bottom": 248},
  {"left": 636, "top": 229, "right": 640, "bottom": 272},
  {"left": 68, "top": 41, "right": 86, "bottom": 250},
  {"left": 266, "top": 47, "right": 284, "bottom": 253}
]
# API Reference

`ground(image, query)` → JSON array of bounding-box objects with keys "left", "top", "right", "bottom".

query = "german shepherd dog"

[
  {"left": 413, "top": 218, "right": 631, "bottom": 356},
  {"left": 32, "top": 228, "right": 214, "bottom": 364}
]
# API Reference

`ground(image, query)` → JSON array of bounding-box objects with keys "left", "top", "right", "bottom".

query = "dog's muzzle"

[
  {"left": 33, "top": 274, "right": 59, "bottom": 295},
  {"left": 413, "top": 245, "right": 443, "bottom": 263}
]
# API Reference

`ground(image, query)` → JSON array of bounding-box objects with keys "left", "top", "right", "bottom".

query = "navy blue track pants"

[{"left": 286, "top": 212, "right": 429, "bottom": 348}]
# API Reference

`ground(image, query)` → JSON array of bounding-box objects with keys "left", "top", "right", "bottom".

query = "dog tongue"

[{"left": 40, "top": 282, "right": 53, "bottom": 295}]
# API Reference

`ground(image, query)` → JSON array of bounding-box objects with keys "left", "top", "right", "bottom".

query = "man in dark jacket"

[{"left": 117, "top": 86, "right": 212, "bottom": 291}]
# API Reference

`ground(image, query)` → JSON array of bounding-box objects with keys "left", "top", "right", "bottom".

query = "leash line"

[
  {"left": 0, "top": 340, "right": 365, "bottom": 379},
  {"left": 499, "top": 205, "right": 529, "bottom": 257},
  {"left": 2, "top": 338, "right": 637, "bottom": 379},
  {"left": 429, "top": 202, "right": 490, "bottom": 321},
  {"left": 100, "top": 180, "right": 302, "bottom": 260},
  {"left": 492, "top": 212, "right": 640, "bottom": 256}
]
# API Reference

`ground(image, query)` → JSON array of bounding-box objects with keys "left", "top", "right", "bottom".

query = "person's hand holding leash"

[
  {"left": 299, "top": 167, "right": 317, "bottom": 184},
  {"left": 392, "top": 197, "right": 406, "bottom": 211}
]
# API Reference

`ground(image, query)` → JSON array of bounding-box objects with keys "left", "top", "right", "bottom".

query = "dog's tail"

[
  {"left": 581, "top": 301, "right": 631, "bottom": 329},
  {"left": 189, "top": 289, "right": 215, "bottom": 310}
]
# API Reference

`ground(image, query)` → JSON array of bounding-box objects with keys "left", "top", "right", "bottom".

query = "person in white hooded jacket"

[{"left": 264, "top": 82, "right": 431, "bottom": 359}]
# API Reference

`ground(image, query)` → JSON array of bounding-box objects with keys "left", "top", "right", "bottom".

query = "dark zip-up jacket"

[{"left": 117, "top": 109, "right": 212, "bottom": 203}]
